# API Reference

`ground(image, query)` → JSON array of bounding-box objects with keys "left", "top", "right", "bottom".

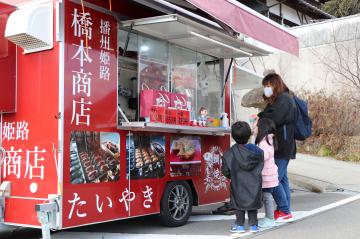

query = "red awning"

[
  {"left": 0, "top": 0, "right": 59, "bottom": 7},
  {"left": 0, "top": 0, "right": 32, "bottom": 6},
  {"left": 185, "top": 0, "right": 299, "bottom": 56}
]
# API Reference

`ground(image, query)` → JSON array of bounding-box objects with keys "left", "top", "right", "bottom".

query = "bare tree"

[{"left": 309, "top": 21, "right": 360, "bottom": 103}]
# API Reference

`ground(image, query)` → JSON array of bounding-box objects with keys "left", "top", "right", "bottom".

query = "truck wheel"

[{"left": 159, "top": 181, "right": 193, "bottom": 227}]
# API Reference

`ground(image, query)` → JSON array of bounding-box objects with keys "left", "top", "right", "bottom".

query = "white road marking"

[
  {"left": 53, "top": 195, "right": 360, "bottom": 239},
  {"left": 232, "top": 195, "right": 360, "bottom": 237},
  {"left": 189, "top": 211, "right": 308, "bottom": 222},
  {"left": 295, "top": 194, "right": 360, "bottom": 220},
  {"left": 189, "top": 214, "right": 235, "bottom": 222},
  {"left": 53, "top": 232, "right": 237, "bottom": 239}
]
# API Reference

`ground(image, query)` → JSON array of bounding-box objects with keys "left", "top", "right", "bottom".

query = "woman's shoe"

[{"left": 275, "top": 211, "right": 294, "bottom": 223}]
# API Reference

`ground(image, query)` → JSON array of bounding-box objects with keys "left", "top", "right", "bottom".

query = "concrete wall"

[{"left": 233, "top": 15, "right": 360, "bottom": 126}]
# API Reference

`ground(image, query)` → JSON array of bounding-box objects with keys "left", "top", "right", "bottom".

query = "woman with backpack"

[{"left": 257, "top": 73, "right": 296, "bottom": 222}]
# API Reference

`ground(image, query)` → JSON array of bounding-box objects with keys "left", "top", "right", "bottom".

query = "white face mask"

[{"left": 264, "top": 86, "right": 273, "bottom": 97}]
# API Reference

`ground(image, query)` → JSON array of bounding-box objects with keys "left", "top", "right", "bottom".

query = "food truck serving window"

[
  {"left": 117, "top": 14, "right": 277, "bottom": 135},
  {"left": 117, "top": 18, "right": 230, "bottom": 135}
]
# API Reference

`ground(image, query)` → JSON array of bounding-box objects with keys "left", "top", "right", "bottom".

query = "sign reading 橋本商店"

[
  {"left": 63, "top": 1, "right": 121, "bottom": 227},
  {"left": 64, "top": 1, "right": 117, "bottom": 130}
]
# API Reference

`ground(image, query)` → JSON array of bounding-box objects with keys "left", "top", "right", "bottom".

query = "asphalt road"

[
  {"left": 242, "top": 199, "right": 360, "bottom": 239},
  {"left": 2, "top": 188, "right": 358, "bottom": 239}
]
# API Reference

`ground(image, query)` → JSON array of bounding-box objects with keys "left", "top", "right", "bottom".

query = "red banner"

[
  {"left": 64, "top": 1, "right": 117, "bottom": 131},
  {"left": 63, "top": 1, "right": 120, "bottom": 227}
]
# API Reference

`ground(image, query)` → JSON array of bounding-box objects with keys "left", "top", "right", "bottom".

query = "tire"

[{"left": 159, "top": 181, "right": 193, "bottom": 227}]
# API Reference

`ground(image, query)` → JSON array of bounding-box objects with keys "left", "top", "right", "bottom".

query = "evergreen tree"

[{"left": 322, "top": 0, "right": 360, "bottom": 17}]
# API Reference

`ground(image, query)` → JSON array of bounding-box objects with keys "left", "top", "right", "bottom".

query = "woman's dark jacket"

[
  {"left": 258, "top": 92, "right": 296, "bottom": 159},
  {"left": 221, "top": 144, "right": 264, "bottom": 210}
]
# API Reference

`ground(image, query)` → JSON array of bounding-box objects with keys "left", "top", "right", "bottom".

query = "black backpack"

[{"left": 293, "top": 95, "right": 312, "bottom": 141}]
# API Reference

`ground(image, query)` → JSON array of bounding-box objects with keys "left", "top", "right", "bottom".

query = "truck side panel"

[{"left": 1, "top": 2, "right": 59, "bottom": 227}]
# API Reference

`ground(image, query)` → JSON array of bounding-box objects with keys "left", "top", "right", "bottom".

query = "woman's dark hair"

[
  {"left": 262, "top": 73, "right": 289, "bottom": 105},
  {"left": 231, "top": 121, "right": 251, "bottom": 145},
  {"left": 255, "top": 118, "right": 278, "bottom": 150}
]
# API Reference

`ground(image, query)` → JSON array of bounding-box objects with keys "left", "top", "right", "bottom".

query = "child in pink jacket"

[{"left": 254, "top": 118, "right": 279, "bottom": 228}]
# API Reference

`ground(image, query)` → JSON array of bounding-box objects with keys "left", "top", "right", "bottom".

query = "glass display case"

[
  {"left": 118, "top": 29, "right": 138, "bottom": 122},
  {"left": 170, "top": 45, "right": 197, "bottom": 120},
  {"left": 117, "top": 29, "right": 230, "bottom": 135},
  {"left": 139, "top": 35, "right": 169, "bottom": 91},
  {"left": 196, "top": 54, "right": 222, "bottom": 120}
]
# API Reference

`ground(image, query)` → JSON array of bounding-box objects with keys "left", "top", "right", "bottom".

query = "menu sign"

[{"left": 64, "top": 1, "right": 117, "bottom": 130}]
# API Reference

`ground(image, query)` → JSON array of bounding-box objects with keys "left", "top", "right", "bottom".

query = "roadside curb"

[{"left": 288, "top": 173, "right": 333, "bottom": 193}]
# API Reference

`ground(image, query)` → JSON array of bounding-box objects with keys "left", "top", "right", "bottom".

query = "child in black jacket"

[{"left": 222, "top": 121, "right": 264, "bottom": 233}]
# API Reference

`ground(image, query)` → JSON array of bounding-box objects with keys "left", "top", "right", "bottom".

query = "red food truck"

[{"left": 0, "top": 0, "right": 298, "bottom": 238}]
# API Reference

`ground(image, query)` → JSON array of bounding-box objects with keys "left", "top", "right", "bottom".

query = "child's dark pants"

[{"left": 236, "top": 210, "right": 258, "bottom": 226}]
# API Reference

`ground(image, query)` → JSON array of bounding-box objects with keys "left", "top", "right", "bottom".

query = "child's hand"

[
  {"left": 254, "top": 116, "right": 259, "bottom": 127},
  {"left": 249, "top": 115, "right": 259, "bottom": 135},
  {"left": 252, "top": 124, "right": 258, "bottom": 136}
]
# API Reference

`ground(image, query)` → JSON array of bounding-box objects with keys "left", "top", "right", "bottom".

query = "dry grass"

[{"left": 297, "top": 91, "right": 360, "bottom": 161}]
